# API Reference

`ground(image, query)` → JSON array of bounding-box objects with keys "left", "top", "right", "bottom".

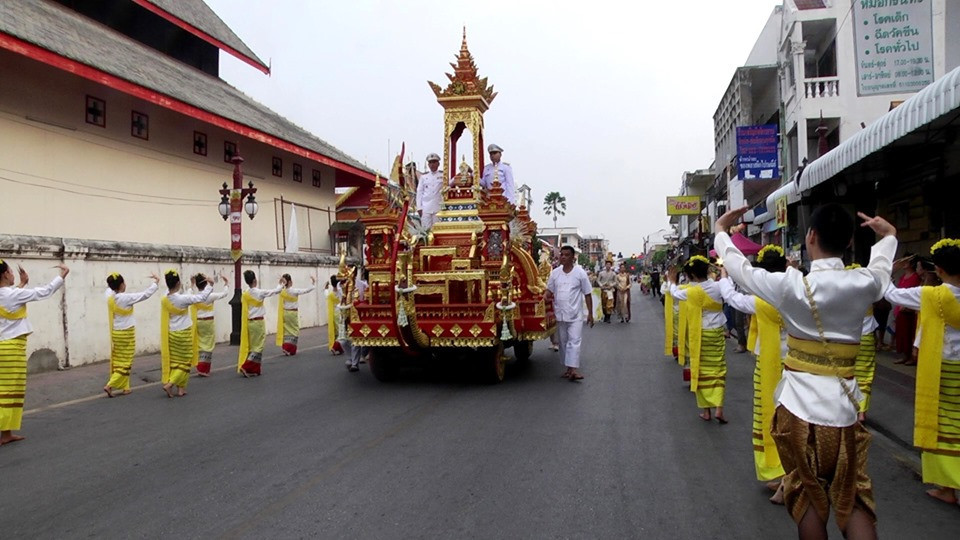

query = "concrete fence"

[{"left": 1, "top": 234, "right": 348, "bottom": 373}]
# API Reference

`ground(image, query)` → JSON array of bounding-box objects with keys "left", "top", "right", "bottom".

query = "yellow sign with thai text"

[{"left": 666, "top": 196, "right": 701, "bottom": 216}]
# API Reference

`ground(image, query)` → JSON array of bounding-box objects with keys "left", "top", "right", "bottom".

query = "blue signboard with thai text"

[{"left": 736, "top": 124, "right": 779, "bottom": 180}]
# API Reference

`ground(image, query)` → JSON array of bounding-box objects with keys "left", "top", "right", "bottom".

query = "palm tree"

[
  {"left": 543, "top": 191, "right": 567, "bottom": 248},
  {"left": 543, "top": 191, "right": 566, "bottom": 228}
]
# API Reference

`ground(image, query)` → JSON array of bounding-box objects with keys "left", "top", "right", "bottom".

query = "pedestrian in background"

[{"left": 546, "top": 245, "right": 594, "bottom": 381}]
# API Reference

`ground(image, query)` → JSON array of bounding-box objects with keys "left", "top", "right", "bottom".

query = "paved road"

[{"left": 2, "top": 288, "right": 957, "bottom": 538}]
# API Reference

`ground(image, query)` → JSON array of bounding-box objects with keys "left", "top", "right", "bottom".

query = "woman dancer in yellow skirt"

[
  {"left": 718, "top": 246, "right": 789, "bottom": 503},
  {"left": 668, "top": 255, "right": 728, "bottom": 423},
  {"left": 885, "top": 239, "right": 960, "bottom": 505},
  {"left": 276, "top": 273, "right": 316, "bottom": 356},
  {"left": 0, "top": 260, "right": 68, "bottom": 445},
  {"left": 103, "top": 271, "right": 159, "bottom": 397},
  {"left": 238, "top": 270, "right": 282, "bottom": 377},
  {"left": 160, "top": 270, "right": 212, "bottom": 397},
  {"left": 191, "top": 274, "right": 230, "bottom": 377}
]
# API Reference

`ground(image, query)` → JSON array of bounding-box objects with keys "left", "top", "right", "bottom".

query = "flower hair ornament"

[
  {"left": 165, "top": 269, "right": 179, "bottom": 277},
  {"left": 844, "top": 263, "right": 862, "bottom": 270},
  {"left": 109, "top": 272, "right": 121, "bottom": 280},
  {"left": 756, "top": 245, "right": 784, "bottom": 263},
  {"left": 931, "top": 238, "right": 960, "bottom": 255},
  {"left": 685, "top": 255, "right": 711, "bottom": 268}
]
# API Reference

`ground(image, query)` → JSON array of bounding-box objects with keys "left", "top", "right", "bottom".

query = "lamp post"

[{"left": 217, "top": 154, "right": 258, "bottom": 345}]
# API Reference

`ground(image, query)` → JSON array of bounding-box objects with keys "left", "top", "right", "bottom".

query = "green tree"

[{"left": 543, "top": 191, "right": 566, "bottom": 229}]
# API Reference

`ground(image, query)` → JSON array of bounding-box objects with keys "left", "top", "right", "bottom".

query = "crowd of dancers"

[
  {"left": 0, "top": 262, "right": 328, "bottom": 445},
  {"left": 662, "top": 203, "right": 959, "bottom": 538}
]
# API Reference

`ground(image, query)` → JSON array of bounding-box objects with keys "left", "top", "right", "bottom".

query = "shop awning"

[
  {"left": 753, "top": 179, "right": 800, "bottom": 225},
  {"left": 800, "top": 66, "right": 960, "bottom": 192}
]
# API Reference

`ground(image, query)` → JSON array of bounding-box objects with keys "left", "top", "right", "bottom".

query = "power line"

[{"left": 0, "top": 175, "right": 212, "bottom": 207}]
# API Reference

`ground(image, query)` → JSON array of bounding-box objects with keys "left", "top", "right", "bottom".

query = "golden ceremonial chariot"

[{"left": 343, "top": 31, "right": 555, "bottom": 382}]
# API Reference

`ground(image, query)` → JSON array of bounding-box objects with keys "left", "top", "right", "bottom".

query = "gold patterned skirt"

[
  {"left": 921, "top": 359, "right": 960, "bottom": 489},
  {"left": 771, "top": 406, "right": 875, "bottom": 530},
  {"left": 752, "top": 360, "right": 785, "bottom": 481}
]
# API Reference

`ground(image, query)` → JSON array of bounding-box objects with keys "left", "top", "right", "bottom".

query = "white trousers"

[
  {"left": 421, "top": 212, "right": 437, "bottom": 230},
  {"left": 556, "top": 320, "right": 584, "bottom": 368}
]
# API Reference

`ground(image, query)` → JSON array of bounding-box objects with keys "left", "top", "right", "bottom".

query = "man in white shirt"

[
  {"left": 416, "top": 153, "right": 443, "bottom": 229},
  {"left": 714, "top": 203, "right": 896, "bottom": 540},
  {"left": 480, "top": 144, "right": 516, "bottom": 205},
  {"left": 545, "top": 245, "right": 594, "bottom": 381}
]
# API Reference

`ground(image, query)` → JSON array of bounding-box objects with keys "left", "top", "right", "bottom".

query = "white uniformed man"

[
  {"left": 480, "top": 144, "right": 516, "bottom": 205},
  {"left": 416, "top": 153, "right": 443, "bottom": 229}
]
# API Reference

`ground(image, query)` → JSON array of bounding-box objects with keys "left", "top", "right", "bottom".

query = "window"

[
  {"left": 224, "top": 141, "right": 237, "bottom": 163},
  {"left": 131, "top": 111, "right": 149, "bottom": 140},
  {"left": 85, "top": 95, "right": 106, "bottom": 127},
  {"left": 193, "top": 131, "right": 207, "bottom": 156},
  {"left": 312, "top": 169, "right": 321, "bottom": 187},
  {"left": 272, "top": 157, "right": 283, "bottom": 177},
  {"left": 292, "top": 163, "right": 302, "bottom": 183}
]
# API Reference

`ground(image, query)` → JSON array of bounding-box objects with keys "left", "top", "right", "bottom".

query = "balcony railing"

[{"left": 804, "top": 77, "right": 840, "bottom": 99}]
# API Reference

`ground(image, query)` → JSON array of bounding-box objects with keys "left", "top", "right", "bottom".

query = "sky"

[{"left": 207, "top": 0, "right": 782, "bottom": 256}]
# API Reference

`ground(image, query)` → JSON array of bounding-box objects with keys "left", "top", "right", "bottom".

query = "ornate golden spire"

[{"left": 428, "top": 28, "right": 497, "bottom": 105}]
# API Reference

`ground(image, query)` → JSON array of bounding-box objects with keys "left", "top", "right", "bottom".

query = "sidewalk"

[
  {"left": 866, "top": 346, "right": 923, "bottom": 464},
  {"left": 23, "top": 325, "right": 331, "bottom": 414}
]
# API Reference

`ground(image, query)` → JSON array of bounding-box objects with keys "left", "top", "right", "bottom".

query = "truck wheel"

[
  {"left": 479, "top": 343, "right": 505, "bottom": 384},
  {"left": 368, "top": 347, "right": 400, "bottom": 382},
  {"left": 513, "top": 340, "right": 533, "bottom": 363}
]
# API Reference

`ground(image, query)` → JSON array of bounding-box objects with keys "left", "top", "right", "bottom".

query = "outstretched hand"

[
  {"left": 715, "top": 206, "right": 750, "bottom": 234},
  {"left": 857, "top": 212, "right": 897, "bottom": 237},
  {"left": 17, "top": 265, "right": 28, "bottom": 288},
  {"left": 310, "top": 275, "right": 317, "bottom": 285},
  {"left": 55, "top": 264, "right": 69, "bottom": 278},
  {"left": 149, "top": 272, "right": 160, "bottom": 283}
]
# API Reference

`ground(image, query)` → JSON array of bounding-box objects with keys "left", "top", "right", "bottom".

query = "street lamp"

[{"left": 217, "top": 153, "right": 258, "bottom": 345}]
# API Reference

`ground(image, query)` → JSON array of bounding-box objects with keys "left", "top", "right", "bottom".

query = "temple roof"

[
  {"left": 0, "top": 0, "right": 377, "bottom": 182},
  {"left": 132, "top": 0, "right": 269, "bottom": 73},
  {"left": 428, "top": 28, "right": 497, "bottom": 104}
]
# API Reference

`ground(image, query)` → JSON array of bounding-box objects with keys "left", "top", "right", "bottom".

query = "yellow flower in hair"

[
  {"left": 109, "top": 272, "right": 121, "bottom": 280},
  {"left": 845, "top": 263, "right": 862, "bottom": 270},
  {"left": 931, "top": 238, "right": 960, "bottom": 255},
  {"left": 165, "top": 269, "right": 179, "bottom": 277},
  {"left": 686, "top": 255, "right": 710, "bottom": 267},
  {"left": 756, "top": 245, "right": 784, "bottom": 263}
]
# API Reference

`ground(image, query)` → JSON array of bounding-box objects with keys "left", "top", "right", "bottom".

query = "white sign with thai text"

[{"left": 853, "top": 0, "right": 933, "bottom": 96}]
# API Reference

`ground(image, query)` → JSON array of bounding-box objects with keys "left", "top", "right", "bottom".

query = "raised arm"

[
  {"left": 177, "top": 284, "right": 213, "bottom": 306},
  {"left": 858, "top": 212, "right": 898, "bottom": 300},
  {"left": 252, "top": 285, "right": 284, "bottom": 300},
  {"left": 713, "top": 232, "right": 788, "bottom": 308},
  {"left": 115, "top": 282, "right": 159, "bottom": 307},
  {"left": 289, "top": 286, "right": 316, "bottom": 296},
  {"left": 884, "top": 283, "right": 921, "bottom": 310},
  {"left": 718, "top": 277, "right": 756, "bottom": 314},
  {"left": 669, "top": 282, "right": 689, "bottom": 301},
  {"left": 8, "top": 275, "right": 64, "bottom": 306}
]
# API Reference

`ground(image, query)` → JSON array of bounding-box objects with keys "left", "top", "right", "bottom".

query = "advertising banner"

[
  {"left": 853, "top": 0, "right": 934, "bottom": 96},
  {"left": 736, "top": 125, "right": 779, "bottom": 180},
  {"left": 666, "top": 196, "right": 702, "bottom": 216}
]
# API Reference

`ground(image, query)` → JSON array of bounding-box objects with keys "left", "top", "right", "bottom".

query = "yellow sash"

[
  {"left": 276, "top": 289, "right": 297, "bottom": 346},
  {"left": 676, "top": 285, "right": 691, "bottom": 365},
  {"left": 161, "top": 296, "right": 198, "bottom": 382},
  {"left": 915, "top": 285, "right": 960, "bottom": 449},
  {"left": 237, "top": 291, "right": 264, "bottom": 371},
  {"left": 0, "top": 304, "right": 27, "bottom": 320},
  {"left": 685, "top": 284, "right": 723, "bottom": 392},
  {"left": 784, "top": 336, "right": 859, "bottom": 377},
  {"left": 108, "top": 296, "right": 134, "bottom": 374},
  {"left": 746, "top": 297, "right": 783, "bottom": 467},
  {"left": 664, "top": 291, "right": 674, "bottom": 356}
]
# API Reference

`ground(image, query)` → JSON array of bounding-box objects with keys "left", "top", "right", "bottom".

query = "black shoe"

[{"left": 348, "top": 365, "right": 360, "bottom": 372}]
